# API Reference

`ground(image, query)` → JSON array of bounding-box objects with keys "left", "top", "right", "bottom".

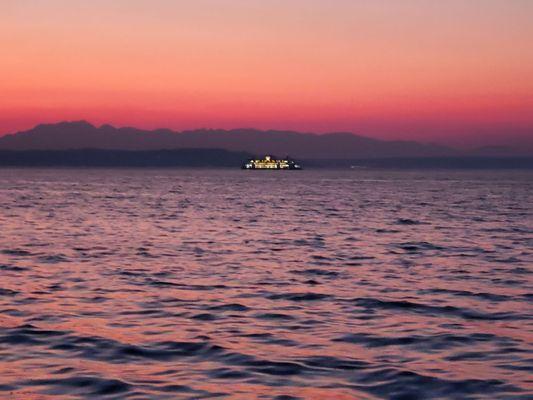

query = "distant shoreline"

[
  {"left": 305, "top": 157, "right": 533, "bottom": 170},
  {"left": 0, "top": 149, "right": 532, "bottom": 169}
]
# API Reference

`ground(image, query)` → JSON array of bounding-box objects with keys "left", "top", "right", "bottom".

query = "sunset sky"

[{"left": 1, "top": 0, "right": 532, "bottom": 147}]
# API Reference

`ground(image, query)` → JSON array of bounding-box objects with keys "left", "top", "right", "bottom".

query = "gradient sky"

[{"left": 1, "top": 0, "right": 532, "bottom": 147}]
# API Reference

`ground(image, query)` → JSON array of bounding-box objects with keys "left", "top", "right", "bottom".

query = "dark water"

[{"left": 0, "top": 168, "right": 531, "bottom": 399}]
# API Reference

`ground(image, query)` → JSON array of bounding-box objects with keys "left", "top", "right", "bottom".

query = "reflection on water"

[{"left": 0, "top": 168, "right": 531, "bottom": 399}]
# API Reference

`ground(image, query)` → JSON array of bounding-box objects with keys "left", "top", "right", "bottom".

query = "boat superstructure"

[{"left": 242, "top": 155, "right": 302, "bottom": 170}]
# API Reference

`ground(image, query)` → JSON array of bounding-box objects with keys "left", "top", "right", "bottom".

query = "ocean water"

[{"left": 0, "top": 168, "right": 531, "bottom": 400}]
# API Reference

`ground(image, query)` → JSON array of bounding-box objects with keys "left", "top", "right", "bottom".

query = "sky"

[{"left": 1, "top": 0, "right": 532, "bottom": 147}]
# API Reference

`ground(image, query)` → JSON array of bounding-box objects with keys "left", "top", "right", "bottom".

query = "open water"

[{"left": 0, "top": 168, "right": 531, "bottom": 399}]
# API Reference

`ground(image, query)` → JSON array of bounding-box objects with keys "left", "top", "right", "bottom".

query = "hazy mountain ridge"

[{"left": 0, "top": 121, "right": 530, "bottom": 158}]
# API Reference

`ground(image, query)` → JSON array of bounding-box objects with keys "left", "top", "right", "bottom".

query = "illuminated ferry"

[{"left": 242, "top": 155, "right": 302, "bottom": 170}]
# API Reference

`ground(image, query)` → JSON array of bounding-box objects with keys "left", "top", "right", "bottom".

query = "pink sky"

[{"left": 1, "top": 0, "right": 532, "bottom": 147}]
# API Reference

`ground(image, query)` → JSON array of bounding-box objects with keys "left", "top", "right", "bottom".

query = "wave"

[{"left": 349, "top": 297, "right": 524, "bottom": 321}]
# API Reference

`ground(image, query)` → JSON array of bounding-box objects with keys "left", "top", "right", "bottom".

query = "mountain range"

[{"left": 0, "top": 121, "right": 531, "bottom": 158}]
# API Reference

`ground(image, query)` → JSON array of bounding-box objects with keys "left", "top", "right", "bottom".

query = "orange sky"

[{"left": 1, "top": 0, "right": 532, "bottom": 146}]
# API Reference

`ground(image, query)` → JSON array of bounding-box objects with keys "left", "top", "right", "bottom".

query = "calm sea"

[{"left": 0, "top": 168, "right": 531, "bottom": 399}]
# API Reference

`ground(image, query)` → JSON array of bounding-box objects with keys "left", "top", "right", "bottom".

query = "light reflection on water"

[{"left": 0, "top": 168, "right": 531, "bottom": 399}]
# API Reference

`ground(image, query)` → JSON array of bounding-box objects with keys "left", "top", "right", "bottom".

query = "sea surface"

[{"left": 0, "top": 168, "right": 531, "bottom": 399}]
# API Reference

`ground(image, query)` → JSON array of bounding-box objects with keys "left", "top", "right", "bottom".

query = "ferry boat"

[{"left": 242, "top": 155, "right": 302, "bottom": 170}]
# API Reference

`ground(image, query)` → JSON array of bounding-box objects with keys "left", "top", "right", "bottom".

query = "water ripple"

[{"left": 0, "top": 168, "right": 531, "bottom": 399}]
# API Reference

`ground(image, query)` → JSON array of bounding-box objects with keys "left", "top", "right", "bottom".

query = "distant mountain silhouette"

[
  {"left": 0, "top": 121, "right": 530, "bottom": 158},
  {"left": 0, "top": 121, "right": 456, "bottom": 158}
]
